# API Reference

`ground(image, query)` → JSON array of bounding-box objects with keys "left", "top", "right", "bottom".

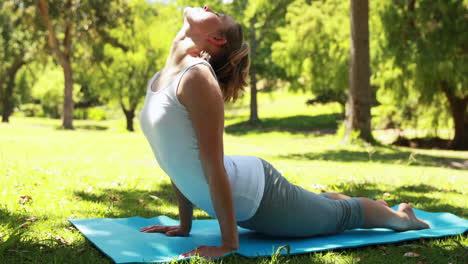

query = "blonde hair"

[{"left": 204, "top": 23, "right": 250, "bottom": 103}]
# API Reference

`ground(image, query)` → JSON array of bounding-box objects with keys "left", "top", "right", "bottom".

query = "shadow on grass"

[
  {"left": 225, "top": 114, "right": 339, "bottom": 135},
  {"left": 74, "top": 124, "right": 108, "bottom": 131},
  {"left": 73, "top": 182, "right": 177, "bottom": 219},
  {"left": 73, "top": 182, "right": 213, "bottom": 220},
  {"left": 279, "top": 149, "right": 468, "bottom": 169},
  {"left": 55, "top": 124, "right": 109, "bottom": 131},
  {"left": 329, "top": 182, "right": 467, "bottom": 218},
  {"left": 0, "top": 229, "right": 115, "bottom": 264},
  {"left": 0, "top": 206, "right": 25, "bottom": 224}
]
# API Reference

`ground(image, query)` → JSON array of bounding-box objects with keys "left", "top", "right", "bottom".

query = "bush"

[
  {"left": 88, "top": 107, "right": 107, "bottom": 121},
  {"left": 74, "top": 108, "right": 88, "bottom": 120},
  {"left": 73, "top": 107, "right": 107, "bottom": 121},
  {"left": 19, "top": 104, "right": 44, "bottom": 117}
]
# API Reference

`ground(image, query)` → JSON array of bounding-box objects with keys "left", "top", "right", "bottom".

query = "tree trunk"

[
  {"left": 123, "top": 108, "right": 135, "bottom": 132},
  {"left": 2, "top": 59, "right": 25, "bottom": 123},
  {"left": 344, "top": 0, "right": 373, "bottom": 142},
  {"left": 440, "top": 81, "right": 468, "bottom": 150},
  {"left": 37, "top": 0, "right": 74, "bottom": 129},
  {"left": 120, "top": 100, "right": 135, "bottom": 132},
  {"left": 249, "top": 18, "right": 259, "bottom": 124},
  {"left": 62, "top": 56, "right": 75, "bottom": 129}
]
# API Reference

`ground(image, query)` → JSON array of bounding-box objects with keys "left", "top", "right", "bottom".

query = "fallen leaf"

[
  {"left": 149, "top": 195, "right": 160, "bottom": 200},
  {"left": 55, "top": 236, "right": 68, "bottom": 245},
  {"left": 416, "top": 260, "right": 426, "bottom": 264},
  {"left": 137, "top": 199, "right": 145, "bottom": 204},
  {"left": 403, "top": 252, "right": 420, "bottom": 257},
  {"left": 383, "top": 192, "right": 391, "bottom": 197},
  {"left": 67, "top": 226, "right": 76, "bottom": 231},
  {"left": 17, "top": 195, "right": 32, "bottom": 205},
  {"left": 26, "top": 217, "right": 38, "bottom": 222},
  {"left": 78, "top": 248, "right": 86, "bottom": 253},
  {"left": 110, "top": 197, "right": 121, "bottom": 202},
  {"left": 69, "top": 214, "right": 76, "bottom": 219},
  {"left": 354, "top": 257, "right": 361, "bottom": 262}
]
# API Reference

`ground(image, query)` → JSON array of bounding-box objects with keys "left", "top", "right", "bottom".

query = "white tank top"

[{"left": 139, "top": 57, "right": 265, "bottom": 221}]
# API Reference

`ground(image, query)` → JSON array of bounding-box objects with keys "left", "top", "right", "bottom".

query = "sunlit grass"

[{"left": 1, "top": 90, "right": 467, "bottom": 263}]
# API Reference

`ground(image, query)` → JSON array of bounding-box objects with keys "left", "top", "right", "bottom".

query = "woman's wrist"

[
  {"left": 179, "top": 224, "right": 191, "bottom": 232},
  {"left": 222, "top": 243, "right": 239, "bottom": 251},
  {"left": 222, "top": 237, "right": 239, "bottom": 250}
]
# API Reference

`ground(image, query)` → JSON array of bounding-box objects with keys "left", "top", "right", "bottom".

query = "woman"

[{"left": 139, "top": 5, "right": 429, "bottom": 260}]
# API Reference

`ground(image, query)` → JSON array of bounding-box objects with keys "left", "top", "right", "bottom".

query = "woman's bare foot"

[
  {"left": 376, "top": 199, "right": 389, "bottom": 207},
  {"left": 395, "top": 203, "right": 430, "bottom": 231}
]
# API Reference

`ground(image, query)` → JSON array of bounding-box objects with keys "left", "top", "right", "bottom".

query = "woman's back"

[{"left": 139, "top": 57, "right": 264, "bottom": 221}]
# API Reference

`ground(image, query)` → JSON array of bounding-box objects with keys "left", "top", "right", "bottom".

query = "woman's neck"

[{"left": 163, "top": 24, "right": 204, "bottom": 73}]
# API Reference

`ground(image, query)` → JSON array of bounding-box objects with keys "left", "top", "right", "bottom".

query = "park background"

[{"left": 1, "top": 0, "right": 467, "bottom": 263}]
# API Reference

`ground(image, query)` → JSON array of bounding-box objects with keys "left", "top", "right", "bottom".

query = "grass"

[{"left": 0, "top": 90, "right": 467, "bottom": 263}]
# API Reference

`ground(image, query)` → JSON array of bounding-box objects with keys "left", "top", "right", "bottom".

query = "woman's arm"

[
  {"left": 139, "top": 181, "right": 193, "bottom": 236},
  {"left": 172, "top": 180, "right": 193, "bottom": 232},
  {"left": 177, "top": 64, "right": 239, "bottom": 258}
]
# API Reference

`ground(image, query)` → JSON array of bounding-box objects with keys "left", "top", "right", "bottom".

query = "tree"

[
  {"left": 236, "top": 0, "right": 293, "bottom": 123},
  {"left": 379, "top": 0, "right": 468, "bottom": 149},
  {"left": 344, "top": 0, "right": 374, "bottom": 142},
  {"left": 97, "top": 1, "right": 177, "bottom": 131},
  {"left": 36, "top": 0, "right": 128, "bottom": 129},
  {"left": 272, "top": 0, "right": 350, "bottom": 114},
  {"left": 0, "top": 1, "right": 40, "bottom": 122},
  {"left": 167, "top": 1, "right": 292, "bottom": 124}
]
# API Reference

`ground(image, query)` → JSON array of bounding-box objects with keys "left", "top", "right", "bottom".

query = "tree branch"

[
  {"left": 96, "top": 28, "right": 129, "bottom": 52},
  {"left": 37, "top": 0, "right": 66, "bottom": 66},
  {"left": 63, "top": 0, "right": 73, "bottom": 58}
]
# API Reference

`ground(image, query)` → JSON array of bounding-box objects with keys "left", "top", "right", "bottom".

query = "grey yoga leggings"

[{"left": 237, "top": 158, "right": 364, "bottom": 237}]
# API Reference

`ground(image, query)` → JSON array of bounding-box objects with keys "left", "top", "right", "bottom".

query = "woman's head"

[{"left": 184, "top": 6, "right": 250, "bottom": 103}]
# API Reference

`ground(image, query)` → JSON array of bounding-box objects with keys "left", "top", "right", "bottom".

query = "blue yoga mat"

[{"left": 70, "top": 207, "right": 468, "bottom": 263}]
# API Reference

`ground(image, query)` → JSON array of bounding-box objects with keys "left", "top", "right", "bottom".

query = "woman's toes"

[{"left": 398, "top": 203, "right": 430, "bottom": 230}]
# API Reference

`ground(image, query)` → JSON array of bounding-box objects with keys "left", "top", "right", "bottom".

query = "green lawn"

[{"left": 1, "top": 91, "right": 467, "bottom": 263}]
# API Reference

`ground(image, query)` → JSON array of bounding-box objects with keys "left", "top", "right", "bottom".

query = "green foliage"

[
  {"left": 31, "top": 65, "right": 83, "bottom": 118},
  {"left": 376, "top": 0, "right": 468, "bottom": 130},
  {"left": 97, "top": 0, "right": 179, "bottom": 115},
  {"left": 0, "top": 1, "right": 41, "bottom": 118},
  {"left": 18, "top": 103, "right": 43, "bottom": 117},
  {"left": 74, "top": 107, "right": 107, "bottom": 121},
  {"left": 241, "top": 0, "right": 292, "bottom": 83},
  {"left": 272, "top": 0, "right": 349, "bottom": 104}
]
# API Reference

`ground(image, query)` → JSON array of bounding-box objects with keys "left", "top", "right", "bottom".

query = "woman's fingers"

[
  {"left": 140, "top": 225, "right": 173, "bottom": 233},
  {"left": 140, "top": 225, "right": 189, "bottom": 236}
]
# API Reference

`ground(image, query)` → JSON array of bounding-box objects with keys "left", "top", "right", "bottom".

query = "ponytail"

[
  {"left": 205, "top": 22, "right": 250, "bottom": 103},
  {"left": 215, "top": 43, "right": 250, "bottom": 103}
]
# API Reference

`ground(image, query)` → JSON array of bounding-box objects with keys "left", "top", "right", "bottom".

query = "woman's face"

[{"left": 184, "top": 5, "right": 234, "bottom": 36}]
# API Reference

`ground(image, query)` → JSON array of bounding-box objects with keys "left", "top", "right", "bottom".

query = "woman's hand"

[
  {"left": 139, "top": 225, "right": 190, "bottom": 237},
  {"left": 179, "top": 245, "right": 237, "bottom": 260}
]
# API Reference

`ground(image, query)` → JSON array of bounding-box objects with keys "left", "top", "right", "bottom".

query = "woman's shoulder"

[
  {"left": 182, "top": 56, "right": 216, "bottom": 79},
  {"left": 177, "top": 58, "right": 222, "bottom": 106}
]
